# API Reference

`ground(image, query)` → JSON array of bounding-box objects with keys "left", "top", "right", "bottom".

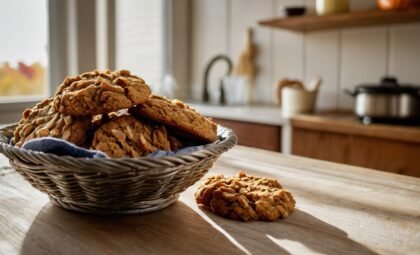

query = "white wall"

[
  {"left": 115, "top": 0, "right": 190, "bottom": 98},
  {"left": 115, "top": 0, "right": 164, "bottom": 91},
  {"left": 190, "top": 0, "right": 420, "bottom": 110}
]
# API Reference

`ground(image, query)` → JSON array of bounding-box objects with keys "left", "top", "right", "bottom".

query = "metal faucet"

[{"left": 202, "top": 54, "right": 233, "bottom": 103}]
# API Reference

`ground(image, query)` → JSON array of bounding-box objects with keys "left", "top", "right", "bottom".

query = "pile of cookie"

[
  {"left": 195, "top": 171, "right": 296, "bottom": 221},
  {"left": 13, "top": 70, "right": 217, "bottom": 158}
]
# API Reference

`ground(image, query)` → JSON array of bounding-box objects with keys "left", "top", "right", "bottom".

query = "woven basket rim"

[{"left": 0, "top": 123, "right": 237, "bottom": 164}]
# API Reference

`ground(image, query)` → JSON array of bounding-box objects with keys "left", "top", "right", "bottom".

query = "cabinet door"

[
  {"left": 213, "top": 118, "right": 281, "bottom": 152},
  {"left": 292, "top": 128, "right": 349, "bottom": 163},
  {"left": 347, "top": 135, "right": 420, "bottom": 177},
  {"left": 292, "top": 127, "right": 420, "bottom": 178}
]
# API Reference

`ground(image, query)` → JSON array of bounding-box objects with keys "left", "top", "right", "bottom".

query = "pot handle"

[
  {"left": 381, "top": 77, "right": 399, "bottom": 87},
  {"left": 344, "top": 89, "right": 356, "bottom": 97}
]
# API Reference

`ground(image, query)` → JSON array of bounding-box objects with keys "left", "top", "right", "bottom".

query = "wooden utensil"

[
  {"left": 233, "top": 28, "right": 256, "bottom": 103},
  {"left": 233, "top": 28, "right": 256, "bottom": 81}
]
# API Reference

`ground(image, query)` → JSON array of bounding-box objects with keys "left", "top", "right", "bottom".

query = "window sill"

[
  {"left": 0, "top": 95, "right": 45, "bottom": 105},
  {"left": 0, "top": 99, "right": 41, "bottom": 123}
]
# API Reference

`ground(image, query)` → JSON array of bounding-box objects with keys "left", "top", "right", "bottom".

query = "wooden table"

[{"left": 1, "top": 146, "right": 419, "bottom": 255}]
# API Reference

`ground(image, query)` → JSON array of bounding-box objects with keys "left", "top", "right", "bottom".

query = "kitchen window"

[
  {"left": 0, "top": 0, "right": 94, "bottom": 123},
  {"left": 0, "top": 0, "right": 48, "bottom": 102},
  {"left": 115, "top": 0, "right": 166, "bottom": 91},
  {"left": 0, "top": 0, "right": 178, "bottom": 123}
]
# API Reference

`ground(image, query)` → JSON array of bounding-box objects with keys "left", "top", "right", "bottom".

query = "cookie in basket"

[
  {"left": 54, "top": 69, "right": 151, "bottom": 116},
  {"left": 168, "top": 135, "right": 183, "bottom": 151},
  {"left": 130, "top": 95, "right": 217, "bottom": 143},
  {"left": 92, "top": 115, "right": 174, "bottom": 158},
  {"left": 195, "top": 171, "right": 296, "bottom": 222},
  {"left": 14, "top": 98, "right": 91, "bottom": 147}
]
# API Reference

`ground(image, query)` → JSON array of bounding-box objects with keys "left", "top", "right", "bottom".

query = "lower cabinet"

[
  {"left": 292, "top": 127, "right": 420, "bottom": 178},
  {"left": 213, "top": 118, "right": 282, "bottom": 152}
]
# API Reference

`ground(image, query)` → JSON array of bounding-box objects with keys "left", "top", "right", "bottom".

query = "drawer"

[
  {"left": 213, "top": 118, "right": 281, "bottom": 152},
  {"left": 292, "top": 127, "right": 420, "bottom": 178}
]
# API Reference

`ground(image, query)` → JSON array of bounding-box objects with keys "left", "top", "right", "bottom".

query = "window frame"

[
  {"left": 0, "top": 0, "right": 68, "bottom": 123},
  {"left": 0, "top": 0, "right": 189, "bottom": 123},
  {"left": 0, "top": 0, "right": 98, "bottom": 124}
]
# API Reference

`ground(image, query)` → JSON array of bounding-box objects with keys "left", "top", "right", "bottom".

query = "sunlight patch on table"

[{"left": 267, "top": 234, "right": 322, "bottom": 255}]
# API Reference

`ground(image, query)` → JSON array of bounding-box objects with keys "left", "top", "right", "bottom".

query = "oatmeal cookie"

[
  {"left": 130, "top": 95, "right": 217, "bottom": 143},
  {"left": 91, "top": 109, "right": 129, "bottom": 131},
  {"left": 92, "top": 115, "right": 172, "bottom": 158},
  {"left": 14, "top": 98, "right": 91, "bottom": 147},
  {"left": 54, "top": 69, "right": 151, "bottom": 115},
  {"left": 195, "top": 171, "right": 296, "bottom": 222}
]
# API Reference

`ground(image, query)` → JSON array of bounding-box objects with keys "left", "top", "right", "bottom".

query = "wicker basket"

[{"left": 0, "top": 124, "right": 237, "bottom": 215}]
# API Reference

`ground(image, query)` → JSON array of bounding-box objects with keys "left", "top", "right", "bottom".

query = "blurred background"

[
  {"left": 0, "top": 0, "right": 48, "bottom": 100},
  {"left": 1, "top": 0, "right": 420, "bottom": 109},
  {"left": 1, "top": 0, "right": 420, "bottom": 177}
]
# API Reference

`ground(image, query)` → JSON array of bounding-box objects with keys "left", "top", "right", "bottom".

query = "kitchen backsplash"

[{"left": 189, "top": 0, "right": 420, "bottom": 110}]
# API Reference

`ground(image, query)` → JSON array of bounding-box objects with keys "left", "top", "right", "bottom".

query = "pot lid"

[{"left": 355, "top": 77, "right": 420, "bottom": 94}]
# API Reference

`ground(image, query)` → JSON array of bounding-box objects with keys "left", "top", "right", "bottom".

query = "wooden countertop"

[
  {"left": 291, "top": 112, "right": 420, "bottom": 143},
  {"left": 1, "top": 146, "right": 419, "bottom": 255}
]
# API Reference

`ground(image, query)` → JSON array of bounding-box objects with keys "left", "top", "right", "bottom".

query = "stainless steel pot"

[{"left": 346, "top": 77, "right": 420, "bottom": 124}]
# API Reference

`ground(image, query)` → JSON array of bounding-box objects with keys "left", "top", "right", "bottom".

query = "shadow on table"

[
  {"left": 20, "top": 201, "right": 245, "bottom": 255},
  {"left": 199, "top": 208, "right": 379, "bottom": 255}
]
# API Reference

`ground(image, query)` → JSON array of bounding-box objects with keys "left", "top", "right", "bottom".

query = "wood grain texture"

[
  {"left": 259, "top": 8, "right": 420, "bottom": 32},
  {"left": 292, "top": 127, "right": 349, "bottom": 163},
  {"left": 292, "top": 127, "right": 420, "bottom": 177},
  {"left": 347, "top": 134, "right": 420, "bottom": 176},
  {"left": 1, "top": 147, "right": 420, "bottom": 255},
  {"left": 213, "top": 117, "right": 281, "bottom": 152},
  {"left": 291, "top": 113, "right": 420, "bottom": 143},
  {"left": 0, "top": 172, "right": 243, "bottom": 255}
]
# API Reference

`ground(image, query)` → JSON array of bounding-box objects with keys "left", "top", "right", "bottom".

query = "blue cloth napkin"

[
  {"left": 21, "top": 137, "right": 211, "bottom": 158},
  {"left": 22, "top": 138, "right": 107, "bottom": 158}
]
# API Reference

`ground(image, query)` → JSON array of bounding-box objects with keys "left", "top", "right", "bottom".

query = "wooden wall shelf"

[{"left": 259, "top": 8, "right": 420, "bottom": 32}]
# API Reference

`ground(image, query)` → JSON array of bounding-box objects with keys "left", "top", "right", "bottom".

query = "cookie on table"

[
  {"left": 14, "top": 98, "right": 91, "bottom": 147},
  {"left": 195, "top": 171, "right": 296, "bottom": 222},
  {"left": 91, "top": 115, "right": 172, "bottom": 158},
  {"left": 130, "top": 95, "right": 217, "bottom": 143},
  {"left": 53, "top": 69, "right": 151, "bottom": 116}
]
